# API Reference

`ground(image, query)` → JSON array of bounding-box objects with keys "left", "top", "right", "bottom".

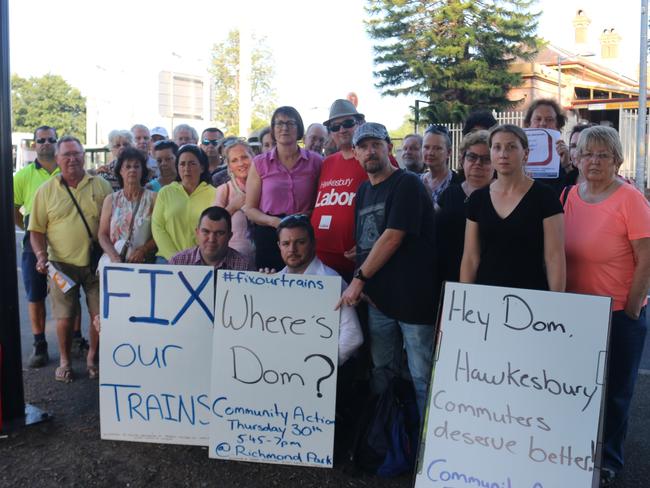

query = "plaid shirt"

[{"left": 169, "top": 246, "right": 253, "bottom": 271}]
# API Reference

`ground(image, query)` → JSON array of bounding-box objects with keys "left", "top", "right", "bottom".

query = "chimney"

[
  {"left": 573, "top": 9, "right": 591, "bottom": 45},
  {"left": 600, "top": 28, "right": 622, "bottom": 59}
]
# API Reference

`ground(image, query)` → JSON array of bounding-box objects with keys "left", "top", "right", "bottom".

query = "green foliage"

[
  {"left": 366, "top": 0, "right": 542, "bottom": 123},
  {"left": 389, "top": 112, "right": 417, "bottom": 139},
  {"left": 11, "top": 73, "right": 86, "bottom": 142},
  {"left": 209, "top": 30, "right": 277, "bottom": 135}
]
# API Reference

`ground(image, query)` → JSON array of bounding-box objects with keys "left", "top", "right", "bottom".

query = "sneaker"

[
  {"left": 71, "top": 336, "right": 89, "bottom": 359},
  {"left": 28, "top": 340, "right": 49, "bottom": 368}
]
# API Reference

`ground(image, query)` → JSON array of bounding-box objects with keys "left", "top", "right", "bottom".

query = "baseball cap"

[{"left": 352, "top": 122, "right": 389, "bottom": 147}]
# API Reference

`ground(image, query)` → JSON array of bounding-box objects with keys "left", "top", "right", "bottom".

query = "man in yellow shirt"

[
  {"left": 29, "top": 136, "right": 112, "bottom": 383},
  {"left": 14, "top": 126, "right": 61, "bottom": 367}
]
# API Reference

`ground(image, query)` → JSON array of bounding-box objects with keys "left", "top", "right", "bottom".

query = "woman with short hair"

[
  {"left": 98, "top": 129, "right": 134, "bottom": 191},
  {"left": 460, "top": 124, "right": 565, "bottom": 292},
  {"left": 98, "top": 147, "right": 157, "bottom": 265},
  {"left": 152, "top": 144, "right": 216, "bottom": 262},
  {"left": 436, "top": 130, "right": 493, "bottom": 282},
  {"left": 244, "top": 106, "right": 322, "bottom": 270},
  {"left": 563, "top": 126, "right": 650, "bottom": 486}
]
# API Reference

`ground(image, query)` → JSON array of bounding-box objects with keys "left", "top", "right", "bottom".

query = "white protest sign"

[
  {"left": 99, "top": 263, "right": 215, "bottom": 446},
  {"left": 525, "top": 128, "right": 561, "bottom": 179},
  {"left": 415, "top": 283, "right": 611, "bottom": 488},
  {"left": 209, "top": 270, "right": 340, "bottom": 467}
]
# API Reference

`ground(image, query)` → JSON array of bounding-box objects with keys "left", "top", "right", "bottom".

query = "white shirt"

[{"left": 280, "top": 257, "right": 363, "bottom": 365}]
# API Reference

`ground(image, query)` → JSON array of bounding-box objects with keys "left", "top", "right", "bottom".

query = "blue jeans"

[
  {"left": 367, "top": 305, "right": 434, "bottom": 420},
  {"left": 603, "top": 306, "right": 647, "bottom": 473}
]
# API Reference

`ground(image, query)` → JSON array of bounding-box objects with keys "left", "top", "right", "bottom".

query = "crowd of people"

[{"left": 13, "top": 97, "right": 650, "bottom": 485}]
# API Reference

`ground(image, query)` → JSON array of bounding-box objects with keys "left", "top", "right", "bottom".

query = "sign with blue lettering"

[
  {"left": 99, "top": 264, "right": 215, "bottom": 445},
  {"left": 209, "top": 270, "right": 341, "bottom": 467},
  {"left": 415, "top": 283, "right": 611, "bottom": 488}
]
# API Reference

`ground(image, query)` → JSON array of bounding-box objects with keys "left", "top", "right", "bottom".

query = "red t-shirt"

[{"left": 310, "top": 152, "right": 368, "bottom": 278}]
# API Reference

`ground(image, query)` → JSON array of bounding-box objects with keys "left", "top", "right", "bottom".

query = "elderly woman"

[
  {"left": 421, "top": 124, "right": 461, "bottom": 206},
  {"left": 147, "top": 140, "right": 179, "bottom": 192},
  {"left": 460, "top": 124, "right": 565, "bottom": 291},
  {"left": 214, "top": 139, "right": 255, "bottom": 260},
  {"left": 245, "top": 106, "right": 322, "bottom": 270},
  {"left": 98, "top": 129, "right": 134, "bottom": 191},
  {"left": 152, "top": 144, "right": 216, "bottom": 262},
  {"left": 98, "top": 147, "right": 157, "bottom": 264},
  {"left": 436, "top": 130, "right": 493, "bottom": 282},
  {"left": 563, "top": 126, "right": 650, "bottom": 486}
]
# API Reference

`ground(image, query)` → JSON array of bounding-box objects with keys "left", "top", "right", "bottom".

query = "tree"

[
  {"left": 11, "top": 73, "right": 86, "bottom": 141},
  {"left": 209, "top": 30, "right": 277, "bottom": 135},
  {"left": 366, "top": 0, "right": 541, "bottom": 123}
]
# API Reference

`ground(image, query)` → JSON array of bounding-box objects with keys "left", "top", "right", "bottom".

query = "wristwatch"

[{"left": 353, "top": 268, "right": 368, "bottom": 282}]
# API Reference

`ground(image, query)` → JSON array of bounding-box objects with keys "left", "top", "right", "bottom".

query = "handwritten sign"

[
  {"left": 415, "top": 283, "right": 611, "bottom": 488},
  {"left": 209, "top": 270, "right": 340, "bottom": 467},
  {"left": 99, "top": 264, "right": 215, "bottom": 446},
  {"left": 525, "top": 128, "right": 561, "bottom": 179}
]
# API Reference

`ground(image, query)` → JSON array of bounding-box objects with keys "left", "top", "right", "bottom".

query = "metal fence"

[
  {"left": 619, "top": 108, "right": 649, "bottom": 187},
  {"left": 398, "top": 109, "right": 648, "bottom": 188},
  {"left": 436, "top": 111, "right": 525, "bottom": 169}
]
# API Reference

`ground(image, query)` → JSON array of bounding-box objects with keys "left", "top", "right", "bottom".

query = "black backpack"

[{"left": 351, "top": 378, "right": 420, "bottom": 477}]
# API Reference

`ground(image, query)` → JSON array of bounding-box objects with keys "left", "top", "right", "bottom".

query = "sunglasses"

[
  {"left": 279, "top": 214, "right": 309, "bottom": 225},
  {"left": 329, "top": 119, "right": 357, "bottom": 133},
  {"left": 36, "top": 137, "right": 57, "bottom": 144},
  {"left": 202, "top": 139, "right": 221, "bottom": 146}
]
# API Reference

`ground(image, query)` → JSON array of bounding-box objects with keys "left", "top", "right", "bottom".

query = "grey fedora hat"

[{"left": 323, "top": 99, "right": 364, "bottom": 127}]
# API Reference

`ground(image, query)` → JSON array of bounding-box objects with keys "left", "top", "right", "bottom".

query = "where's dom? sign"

[{"left": 415, "top": 283, "right": 611, "bottom": 488}]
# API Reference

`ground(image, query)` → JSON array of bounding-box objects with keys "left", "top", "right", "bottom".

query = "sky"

[{"left": 8, "top": 0, "right": 644, "bottom": 134}]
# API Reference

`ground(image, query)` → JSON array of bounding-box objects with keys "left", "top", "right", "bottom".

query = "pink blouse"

[{"left": 254, "top": 147, "right": 322, "bottom": 216}]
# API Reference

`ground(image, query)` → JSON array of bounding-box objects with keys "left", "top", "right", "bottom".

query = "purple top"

[{"left": 254, "top": 147, "right": 322, "bottom": 215}]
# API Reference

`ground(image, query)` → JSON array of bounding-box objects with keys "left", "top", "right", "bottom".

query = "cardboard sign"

[
  {"left": 209, "top": 270, "right": 341, "bottom": 468},
  {"left": 415, "top": 283, "right": 611, "bottom": 488},
  {"left": 99, "top": 264, "right": 215, "bottom": 446},
  {"left": 525, "top": 128, "right": 561, "bottom": 179}
]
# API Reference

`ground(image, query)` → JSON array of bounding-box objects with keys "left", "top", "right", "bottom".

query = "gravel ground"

[
  {"left": 1, "top": 356, "right": 409, "bottom": 488},
  {"left": 3, "top": 357, "right": 649, "bottom": 487}
]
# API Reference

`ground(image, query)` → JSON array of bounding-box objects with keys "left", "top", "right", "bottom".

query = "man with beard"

[
  {"left": 338, "top": 122, "right": 437, "bottom": 420},
  {"left": 400, "top": 134, "right": 425, "bottom": 173},
  {"left": 310, "top": 99, "right": 367, "bottom": 281}
]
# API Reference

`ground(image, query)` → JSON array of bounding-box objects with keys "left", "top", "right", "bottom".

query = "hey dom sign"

[{"left": 415, "top": 283, "right": 611, "bottom": 488}]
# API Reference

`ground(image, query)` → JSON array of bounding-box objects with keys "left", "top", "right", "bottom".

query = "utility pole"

[
  {"left": 0, "top": 0, "right": 49, "bottom": 431},
  {"left": 636, "top": 0, "right": 648, "bottom": 191}
]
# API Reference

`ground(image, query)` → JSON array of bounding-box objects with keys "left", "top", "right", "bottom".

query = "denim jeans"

[
  {"left": 367, "top": 305, "right": 434, "bottom": 419},
  {"left": 603, "top": 306, "right": 647, "bottom": 473}
]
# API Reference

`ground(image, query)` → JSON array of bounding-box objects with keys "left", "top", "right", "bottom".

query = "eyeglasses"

[
  {"left": 580, "top": 152, "right": 613, "bottom": 162},
  {"left": 202, "top": 139, "right": 221, "bottom": 146},
  {"left": 329, "top": 119, "right": 357, "bottom": 133},
  {"left": 36, "top": 137, "right": 57, "bottom": 144},
  {"left": 464, "top": 152, "right": 491, "bottom": 165},
  {"left": 275, "top": 120, "right": 298, "bottom": 129},
  {"left": 279, "top": 214, "right": 309, "bottom": 225}
]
